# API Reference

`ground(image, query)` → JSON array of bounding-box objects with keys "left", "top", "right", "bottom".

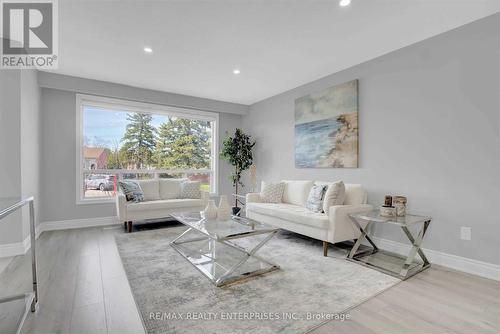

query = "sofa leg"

[
  {"left": 323, "top": 241, "right": 328, "bottom": 257},
  {"left": 127, "top": 221, "right": 133, "bottom": 233}
]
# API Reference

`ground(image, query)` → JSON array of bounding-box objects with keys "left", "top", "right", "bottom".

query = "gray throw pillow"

[
  {"left": 306, "top": 185, "right": 328, "bottom": 213},
  {"left": 180, "top": 181, "right": 201, "bottom": 199},
  {"left": 323, "top": 180, "right": 346, "bottom": 214},
  {"left": 118, "top": 181, "right": 144, "bottom": 203}
]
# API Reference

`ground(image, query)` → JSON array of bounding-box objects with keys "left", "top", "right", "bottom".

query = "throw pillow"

[
  {"left": 136, "top": 180, "right": 160, "bottom": 201},
  {"left": 180, "top": 181, "right": 201, "bottom": 199},
  {"left": 159, "top": 178, "right": 186, "bottom": 199},
  {"left": 322, "top": 180, "right": 346, "bottom": 214},
  {"left": 118, "top": 181, "right": 144, "bottom": 203},
  {"left": 260, "top": 181, "right": 285, "bottom": 203},
  {"left": 305, "top": 185, "right": 328, "bottom": 213}
]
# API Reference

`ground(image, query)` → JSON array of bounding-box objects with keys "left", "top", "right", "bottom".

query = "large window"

[{"left": 76, "top": 95, "right": 218, "bottom": 203}]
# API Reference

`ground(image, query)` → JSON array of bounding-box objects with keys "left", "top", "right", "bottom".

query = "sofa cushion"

[
  {"left": 136, "top": 180, "right": 160, "bottom": 201},
  {"left": 180, "top": 181, "right": 201, "bottom": 199},
  {"left": 322, "top": 181, "right": 345, "bottom": 214},
  {"left": 246, "top": 202, "right": 329, "bottom": 229},
  {"left": 344, "top": 184, "right": 366, "bottom": 205},
  {"left": 260, "top": 181, "right": 285, "bottom": 203},
  {"left": 282, "top": 180, "right": 314, "bottom": 206},
  {"left": 127, "top": 199, "right": 202, "bottom": 212},
  {"left": 159, "top": 179, "right": 185, "bottom": 199}
]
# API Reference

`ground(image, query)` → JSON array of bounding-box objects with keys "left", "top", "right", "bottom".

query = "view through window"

[{"left": 79, "top": 97, "right": 217, "bottom": 201}]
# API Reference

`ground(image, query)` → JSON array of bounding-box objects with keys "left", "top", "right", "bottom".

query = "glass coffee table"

[{"left": 170, "top": 212, "right": 280, "bottom": 286}]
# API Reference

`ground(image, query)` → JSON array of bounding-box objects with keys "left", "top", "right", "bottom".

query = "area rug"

[{"left": 115, "top": 226, "right": 399, "bottom": 334}]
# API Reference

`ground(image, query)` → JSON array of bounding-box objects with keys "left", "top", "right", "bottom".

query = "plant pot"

[{"left": 232, "top": 206, "right": 241, "bottom": 216}]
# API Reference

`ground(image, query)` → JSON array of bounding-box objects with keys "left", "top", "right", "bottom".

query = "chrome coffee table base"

[
  {"left": 170, "top": 213, "right": 280, "bottom": 287},
  {"left": 347, "top": 211, "right": 432, "bottom": 280}
]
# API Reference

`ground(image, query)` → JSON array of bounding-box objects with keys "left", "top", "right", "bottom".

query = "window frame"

[{"left": 76, "top": 94, "right": 219, "bottom": 204}]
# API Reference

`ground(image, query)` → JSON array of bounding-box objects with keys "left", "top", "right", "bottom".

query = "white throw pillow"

[
  {"left": 282, "top": 180, "right": 314, "bottom": 207},
  {"left": 322, "top": 181, "right": 346, "bottom": 214},
  {"left": 159, "top": 179, "right": 185, "bottom": 199},
  {"left": 180, "top": 181, "right": 201, "bottom": 199},
  {"left": 135, "top": 180, "right": 160, "bottom": 201},
  {"left": 260, "top": 181, "right": 285, "bottom": 203}
]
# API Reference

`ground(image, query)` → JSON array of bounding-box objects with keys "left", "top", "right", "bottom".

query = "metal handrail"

[
  {"left": 0, "top": 196, "right": 38, "bottom": 314},
  {"left": 0, "top": 196, "right": 34, "bottom": 220}
]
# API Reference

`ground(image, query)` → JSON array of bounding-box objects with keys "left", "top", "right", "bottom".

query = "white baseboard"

[
  {"left": 0, "top": 240, "right": 27, "bottom": 258},
  {"left": 0, "top": 226, "right": 44, "bottom": 258},
  {"left": 0, "top": 216, "right": 119, "bottom": 258},
  {"left": 372, "top": 237, "right": 500, "bottom": 282},
  {"left": 39, "top": 216, "right": 119, "bottom": 232}
]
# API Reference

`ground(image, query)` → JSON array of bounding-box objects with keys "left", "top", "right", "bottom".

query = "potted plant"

[{"left": 220, "top": 129, "right": 255, "bottom": 215}]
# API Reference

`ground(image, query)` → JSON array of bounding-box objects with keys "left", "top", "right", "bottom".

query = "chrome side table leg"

[
  {"left": 400, "top": 220, "right": 430, "bottom": 277},
  {"left": 348, "top": 217, "right": 378, "bottom": 259}
]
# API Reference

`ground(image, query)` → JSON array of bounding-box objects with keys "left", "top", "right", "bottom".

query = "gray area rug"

[{"left": 115, "top": 226, "right": 399, "bottom": 334}]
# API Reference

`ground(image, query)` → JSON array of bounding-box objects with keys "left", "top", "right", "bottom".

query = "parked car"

[{"left": 85, "top": 175, "right": 116, "bottom": 191}]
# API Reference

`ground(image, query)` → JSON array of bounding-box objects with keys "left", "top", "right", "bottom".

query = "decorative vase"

[
  {"left": 203, "top": 200, "right": 218, "bottom": 220},
  {"left": 217, "top": 195, "right": 231, "bottom": 221},
  {"left": 393, "top": 196, "right": 407, "bottom": 217}
]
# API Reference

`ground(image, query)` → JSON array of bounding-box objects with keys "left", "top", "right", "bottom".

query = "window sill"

[
  {"left": 77, "top": 198, "right": 115, "bottom": 205},
  {"left": 77, "top": 192, "right": 218, "bottom": 205}
]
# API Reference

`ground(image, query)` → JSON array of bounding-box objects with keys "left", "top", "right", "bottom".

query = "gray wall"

[
  {"left": 38, "top": 72, "right": 248, "bottom": 115},
  {"left": 39, "top": 79, "right": 243, "bottom": 223},
  {"left": 0, "top": 69, "right": 41, "bottom": 246},
  {"left": 243, "top": 14, "right": 500, "bottom": 265},
  {"left": 0, "top": 71, "right": 22, "bottom": 244},
  {"left": 20, "top": 70, "right": 41, "bottom": 238}
]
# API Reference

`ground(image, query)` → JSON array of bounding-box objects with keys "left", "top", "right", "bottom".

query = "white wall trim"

[
  {"left": 0, "top": 240, "right": 28, "bottom": 258},
  {"left": 0, "top": 216, "right": 119, "bottom": 258},
  {"left": 0, "top": 225, "right": 44, "bottom": 258},
  {"left": 372, "top": 237, "right": 500, "bottom": 282},
  {"left": 40, "top": 216, "right": 119, "bottom": 232}
]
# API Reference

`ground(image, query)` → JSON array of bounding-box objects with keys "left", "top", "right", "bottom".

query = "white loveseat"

[
  {"left": 116, "top": 179, "right": 208, "bottom": 232},
  {"left": 246, "top": 180, "right": 372, "bottom": 256}
]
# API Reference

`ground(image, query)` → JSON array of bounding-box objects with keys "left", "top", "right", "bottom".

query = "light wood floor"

[{"left": 0, "top": 225, "right": 498, "bottom": 334}]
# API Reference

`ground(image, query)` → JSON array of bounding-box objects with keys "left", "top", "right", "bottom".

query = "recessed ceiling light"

[
  {"left": 339, "top": 0, "right": 351, "bottom": 7},
  {"left": 143, "top": 47, "right": 153, "bottom": 54},
  {"left": 233, "top": 69, "right": 241, "bottom": 75}
]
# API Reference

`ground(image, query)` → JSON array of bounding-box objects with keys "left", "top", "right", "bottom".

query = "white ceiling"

[{"left": 49, "top": 0, "right": 500, "bottom": 105}]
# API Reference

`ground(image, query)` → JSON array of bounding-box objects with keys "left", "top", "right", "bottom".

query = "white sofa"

[
  {"left": 116, "top": 179, "right": 208, "bottom": 232},
  {"left": 246, "top": 180, "right": 372, "bottom": 256}
]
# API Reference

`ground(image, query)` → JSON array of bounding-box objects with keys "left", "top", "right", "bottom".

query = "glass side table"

[{"left": 347, "top": 210, "right": 431, "bottom": 280}]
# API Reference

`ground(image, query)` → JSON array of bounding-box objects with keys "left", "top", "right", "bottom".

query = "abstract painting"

[{"left": 295, "top": 80, "right": 358, "bottom": 168}]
